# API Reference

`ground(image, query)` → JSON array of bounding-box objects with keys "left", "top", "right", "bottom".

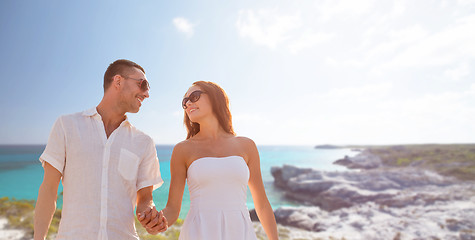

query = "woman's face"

[{"left": 183, "top": 85, "right": 212, "bottom": 122}]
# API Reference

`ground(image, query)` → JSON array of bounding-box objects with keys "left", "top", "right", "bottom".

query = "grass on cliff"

[
  {"left": 0, "top": 196, "right": 323, "bottom": 239},
  {"left": 364, "top": 144, "right": 475, "bottom": 181},
  {"left": 135, "top": 217, "right": 183, "bottom": 240},
  {"left": 0, "top": 196, "right": 61, "bottom": 239},
  {"left": 0, "top": 196, "right": 183, "bottom": 240}
]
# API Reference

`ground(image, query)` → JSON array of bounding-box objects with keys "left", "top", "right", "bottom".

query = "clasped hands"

[{"left": 137, "top": 206, "right": 168, "bottom": 235}]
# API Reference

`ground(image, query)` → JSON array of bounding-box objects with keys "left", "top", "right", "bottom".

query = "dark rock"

[
  {"left": 316, "top": 194, "right": 352, "bottom": 211},
  {"left": 248, "top": 208, "right": 277, "bottom": 223},
  {"left": 391, "top": 146, "right": 406, "bottom": 151},
  {"left": 333, "top": 150, "right": 381, "bottom": 169},
  {"left": 249, "top": 208, "right": 259, "bottom": 222},
  {"left": 446, "top": 218, "right": 461, "bottom": 232},
  {"left": 314, "top": 144, "right": 341, "bottom": 149},
  {"left": 287, "top": 179, "right": 334, "bottom": 193},
  {"left": 271, "top": 163, "right": 457, "bottom": 211},
  {"left": 393, "top": 232, "right": 402, "bottom": 240},
  {"left": 350, "top": 221, "right": 364, "bottom": 230},
  {"left": 460, "top": 233, "right": 475, "bottom": 240},
  {"left": 273, "top": 207, "right": 324, "bottom": 232},
  {"left": 339, "top": 212, "right": 349, "bottom": 219},
  {"left": 271, "top": 165, "right": 312, "bottom": 189},
  {"left": 333, "top": 157, "right": 354, "bottom": 167}
]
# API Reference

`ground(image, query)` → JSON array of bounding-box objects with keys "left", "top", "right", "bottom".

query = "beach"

[
  {"left": 0, "top": 145, "right": 356, "bottom": 239},
  {"left": 2, "top": 144, "right": 474, "bottom": 239},
  {"left": 0, "top": 218, "right": 26, "bottom": 240}
]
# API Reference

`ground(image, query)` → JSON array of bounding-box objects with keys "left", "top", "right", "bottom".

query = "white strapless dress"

[{"left": 178, "top": 156, "right": 258, "bottom": 240}]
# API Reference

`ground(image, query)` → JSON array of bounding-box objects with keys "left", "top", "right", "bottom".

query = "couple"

[{"left": 33, "top": 59, "right": 278, "bottom": 240}]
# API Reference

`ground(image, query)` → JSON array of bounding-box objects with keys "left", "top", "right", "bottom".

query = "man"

[{"left": 34, "top": 59, "right": 166, "bottom": 239}]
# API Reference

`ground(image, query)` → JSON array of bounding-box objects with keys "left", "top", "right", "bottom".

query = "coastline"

[
  {"left": 267, "top": 144, "right": 475, "bottom": 239},
  {"left": 0, "top": 146, "right": 355, "bottom": 240},
  {"left": 2, "top": 144, "right": 474, "bottom": 239},
  {"left": 0, "top": 145, "right": 356, "bottom": 220}
]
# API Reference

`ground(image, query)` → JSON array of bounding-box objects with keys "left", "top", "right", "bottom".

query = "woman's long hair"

[{"left": 184, "top": 81, "right": 235, "bottom": 139}]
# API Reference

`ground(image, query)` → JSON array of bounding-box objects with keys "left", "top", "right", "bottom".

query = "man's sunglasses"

[
  {"left": 123, "top": 76, "right": 150, "bottom": 91},
  {"left": 182, "top": 90, "right": 205, "bottom": 109}
]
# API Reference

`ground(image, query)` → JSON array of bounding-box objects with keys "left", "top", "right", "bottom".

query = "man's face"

[{"left": 119, "top": 67, "right": 149, "bottom": 113}]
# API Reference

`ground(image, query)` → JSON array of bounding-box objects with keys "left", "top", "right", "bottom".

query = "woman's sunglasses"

[
  {"left": 182, "top": 90, "right": 205, "bottom": 109},
  {"left": 123, "top": 76, "right": 150, "bottom": 91}
]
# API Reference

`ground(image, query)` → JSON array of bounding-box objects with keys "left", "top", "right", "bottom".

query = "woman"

[{"left": 162, "top": 81, "right": 278, "bottom": 239}]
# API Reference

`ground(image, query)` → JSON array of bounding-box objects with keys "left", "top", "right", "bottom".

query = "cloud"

[
  {"left": 319, "top": 6, "right": 475, "bottom": 78},
  {"left": 266, "top": 83, "right": 475, "bottom": 144},
  {"left": 366, "top": 25, "right": 428, "bottom": 60},
  {"left": 236, "top": 8, "right": 333, "bottom": 53},
  {"left": 173, "top": 17, "right": 194, "bottom": 38},
  {"left": 378, "top": 15, "right": 475, "bottom": 70},
  {"left": 391, "top": 0, "right": 407, "bottom": 16},
  {"left": 288, "top": 31, "right": 334, "bottom": 53},
  {"left": 315, "top": 0, "right": 376, "bottom": 22},
  {"left": 457, "top": 0, "right": 475, "bottom": 5},
  {"left": 444, "top": 62, "right": 470, "bottom": 81},
  {"left": 230, "top": 1, "right": 475, "bottom": 144},
  {"left": 320, "top": 82, "right": 393, "bottom": 102},
  {"left": 249, "top": 77, "right": 475, "bottom": 145},
  {"left": 236, "top": 9, "right": 302, "bottom": 49}
]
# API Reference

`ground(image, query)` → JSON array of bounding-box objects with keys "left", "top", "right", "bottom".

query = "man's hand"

[{"left": 137, "top": 206, "right": 168, "bottom": 234}]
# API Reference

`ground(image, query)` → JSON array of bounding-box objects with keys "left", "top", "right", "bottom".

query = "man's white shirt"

[{"left": 40, "top": 108, "right": 163, "bottom": 240}]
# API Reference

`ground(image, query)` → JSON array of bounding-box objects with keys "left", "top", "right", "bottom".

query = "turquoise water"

[{"left": 0, "top": 145, "right": 357, "bottom": 218}]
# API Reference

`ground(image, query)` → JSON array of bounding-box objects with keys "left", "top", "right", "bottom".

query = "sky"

[{"left": 0, "top": 0, "right": 474, "bottom": 146}]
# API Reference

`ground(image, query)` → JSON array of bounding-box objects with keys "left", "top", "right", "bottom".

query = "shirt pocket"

[{"left": 118, "top": 148, "right": 140, "bottom": 181}]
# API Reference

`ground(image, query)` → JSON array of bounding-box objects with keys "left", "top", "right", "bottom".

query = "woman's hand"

[{"left": 137, "top": 207, "right": 168, "bottom": 234}]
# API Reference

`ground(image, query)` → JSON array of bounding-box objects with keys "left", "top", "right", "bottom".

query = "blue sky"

[{"left": 1, "top": 0, "right": 474, "bottom": 145}]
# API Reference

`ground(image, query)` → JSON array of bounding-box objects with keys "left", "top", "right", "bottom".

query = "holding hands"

[{"left": 137, "top": 206, "right": 168, "bottom": 235}]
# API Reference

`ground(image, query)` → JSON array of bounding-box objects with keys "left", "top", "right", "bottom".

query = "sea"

[{"left": 0, "top": 145, "right": 357, "bottom": 218}]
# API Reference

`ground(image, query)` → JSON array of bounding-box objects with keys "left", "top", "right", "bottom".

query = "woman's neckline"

[{"left": 188, "top": 155, "right": 245, "bottom": 170}]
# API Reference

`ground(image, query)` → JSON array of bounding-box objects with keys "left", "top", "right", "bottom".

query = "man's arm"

[
  {"left": 136, "top": 186, "right": 154, "bottom": 219},
  {"left": 136, "top": 186, "right": 167, "bottom": 234},
  {"left": 34, "top": 162, "right": 62, "bottom": 240}
]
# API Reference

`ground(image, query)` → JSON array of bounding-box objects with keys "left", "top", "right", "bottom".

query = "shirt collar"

[
  {"left": 82, "top": 107, "right": 98, "bottom": 117},
  {"left": 82, "top": 107, "right": 130, "bottom": 126},
  {"left": 120, "top": 115, "right": 130, "bottom": 126}
]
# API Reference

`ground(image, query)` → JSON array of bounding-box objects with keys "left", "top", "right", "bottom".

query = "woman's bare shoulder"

[
  {"left": 233, "top": 136, "right": 258, "bottom": 157},
  {"left": 172, "top": 140, "right": 194, "bottom": 157},
  {"left": 234, "top": 136, "right": 256, "bottom": 146},
  {"left": 233, "top": 136, "right": 259, "bottom": 165}
]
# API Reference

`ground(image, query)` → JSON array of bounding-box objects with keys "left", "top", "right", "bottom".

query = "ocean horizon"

[{"left": 0, "top": 144, "right": 357, "bottom": 218}]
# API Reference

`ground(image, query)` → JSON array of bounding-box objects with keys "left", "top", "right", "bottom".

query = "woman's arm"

[
  {"left": 244, "top": 137, "right": 279, "bottom": 240},
  {"left": 162, "top": 142, "right": 188, "bottom": 226}
]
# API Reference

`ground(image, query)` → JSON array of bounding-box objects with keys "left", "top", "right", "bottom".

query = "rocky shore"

[{"left": 268, "top": 149, "right": 475, "bottom": 239}]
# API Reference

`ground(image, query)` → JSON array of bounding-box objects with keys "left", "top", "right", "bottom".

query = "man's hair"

[
  {"left": 103, "top": 59, "right": 145, "bottom": 91},
  {"left": 184, "top": 81, "right": 235, "bottom": 139}
]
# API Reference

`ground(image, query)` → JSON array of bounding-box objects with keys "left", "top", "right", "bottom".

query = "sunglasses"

[
  {"left": 182, "top": 90, "right": 205, "bottom": 109},
  {"left": 123, "top": 76, "right": 150, "bottom": 91}
]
